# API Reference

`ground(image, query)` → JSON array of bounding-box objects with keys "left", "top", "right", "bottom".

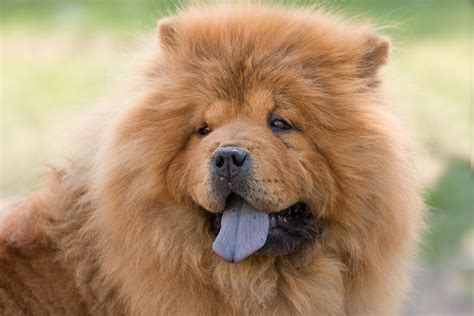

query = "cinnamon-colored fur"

[{"left": 0, "top": 4, "right": 424, "bottom": 315}]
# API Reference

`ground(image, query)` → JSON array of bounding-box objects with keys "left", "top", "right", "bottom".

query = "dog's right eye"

[
  {"left": 197, "top": 124, "right": 212, "bottom": 136},
  {"left": 269, "top": 114, "right": 293, "bottom": 132}
]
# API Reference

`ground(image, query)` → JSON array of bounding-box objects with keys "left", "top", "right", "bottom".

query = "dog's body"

[{"left": 1, "top": 4, "right": 424, "bottom": 315}]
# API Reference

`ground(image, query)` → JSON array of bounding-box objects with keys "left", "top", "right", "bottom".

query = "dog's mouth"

[{"left": 205, "top": 194, "right": 325, "bottom": 263}]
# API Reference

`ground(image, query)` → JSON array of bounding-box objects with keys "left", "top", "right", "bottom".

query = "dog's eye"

[
  {"left": 197, "top": 124, "right": 212, "bottom": 136},
  {"left": 269, "top": 114, "right": 293, "bottom": 132}
]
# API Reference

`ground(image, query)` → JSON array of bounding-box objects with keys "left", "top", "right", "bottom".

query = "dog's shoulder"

[{"left": 0, "top": 194, "right": 87, "bottom": 315}]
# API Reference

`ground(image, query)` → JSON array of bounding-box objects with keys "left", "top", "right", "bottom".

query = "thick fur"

[{"left": 0, "top": 4, "right": 424, "bottom": 315}]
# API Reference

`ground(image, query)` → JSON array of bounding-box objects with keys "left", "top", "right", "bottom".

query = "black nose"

[{"left": 212, "top": 147, "right": 249, "bottom": 179}]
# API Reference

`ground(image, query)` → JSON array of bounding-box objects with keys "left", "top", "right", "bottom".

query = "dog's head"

[{"left": 97, "top": 5, "right": 399, "bottom": 264}]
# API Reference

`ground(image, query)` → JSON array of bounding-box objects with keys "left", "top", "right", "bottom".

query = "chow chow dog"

[{"left": 0, "top": 3, "right": 424, "bottom": 315}]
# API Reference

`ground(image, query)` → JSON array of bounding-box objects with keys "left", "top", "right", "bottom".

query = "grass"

[
  {"left": 1, "top": 0, "right": 472, "bottom": 265},
  {"left": 423, "top": 158, "right": 473, "bottom": 263}
]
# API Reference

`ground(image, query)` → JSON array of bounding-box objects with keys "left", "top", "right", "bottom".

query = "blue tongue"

[{"left": 212, "top": 198, "right": 269, "bottom": 263}]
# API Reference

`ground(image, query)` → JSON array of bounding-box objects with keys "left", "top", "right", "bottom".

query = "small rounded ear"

[
  {"left": 157, "top": 17, "right": 179, "bottom": 49},
  {"left": 359, "top": 35, "right": 391, "bottom": 78}
]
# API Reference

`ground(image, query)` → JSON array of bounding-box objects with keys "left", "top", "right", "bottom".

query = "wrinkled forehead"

[
  {"left": 202, "top": 89, "right": 277, "bottom": 123},
  {"left": 159, "top": 57, "right": 320, "bottom": 133},
  {"left": 163, "top": 50, "right": 319, "bottom": 128},
  {"left": 171, "top": 52, "right": 310, "bottom": 102}
]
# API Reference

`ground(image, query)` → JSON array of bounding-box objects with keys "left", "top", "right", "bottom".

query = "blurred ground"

[{"left": 1, "top": 0, "right": 473, "bottom": 314}]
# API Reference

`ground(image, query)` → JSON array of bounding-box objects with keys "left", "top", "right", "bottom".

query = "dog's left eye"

[{"left": 269, "top": 114, "right": 293, "bottom": 132}]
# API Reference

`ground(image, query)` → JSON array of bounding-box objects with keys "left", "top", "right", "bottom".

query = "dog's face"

[
  {"left": 102, "top": 6, "right": 391, "bottom": 264},
  {"left": 168, "top": 87, "right": 330, "bottom": 261}
]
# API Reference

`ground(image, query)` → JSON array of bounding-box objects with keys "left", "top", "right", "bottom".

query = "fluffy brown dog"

[{"left": 0, "top": 3, "right": 424, "bottom": 315}]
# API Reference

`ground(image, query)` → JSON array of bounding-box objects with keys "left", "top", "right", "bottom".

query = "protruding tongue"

[{"left": 212, "top": 197, "right": 269, "bottom": 263}]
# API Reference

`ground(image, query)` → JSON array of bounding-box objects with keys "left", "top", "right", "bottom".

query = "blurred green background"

[{"left": 1, "top": 0, "right": 472, "bottom": 314}]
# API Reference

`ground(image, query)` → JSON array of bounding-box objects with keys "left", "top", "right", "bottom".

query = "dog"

[{"left": 0, "top": 3, "right": 424, "bottom": 315}]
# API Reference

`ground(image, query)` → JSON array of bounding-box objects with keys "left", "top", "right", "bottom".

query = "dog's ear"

[
  {"left": 359, "top": 35, "right": 391, "bottom": 79},
  {"left": 157, "top": 17, "right": 179, "bottom": 49}
]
